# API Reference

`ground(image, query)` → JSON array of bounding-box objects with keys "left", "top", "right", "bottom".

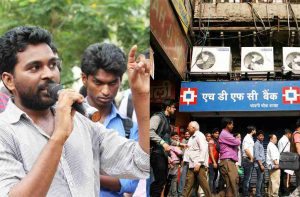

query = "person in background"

[
  {"left": 178, "top": 131, "right": 192, "bottom": 196},
  {"left": 266, "top": 134, "right": 280, "bottom": 197},
  {"left": 290, "top": 120, "right": 300, "bottom": 197},
  {"left": 80, "top": 42, "right": 140, "bottom": 197},
  {"left": 254, "top": 130, "right": 266, "bottom": 197},
  {"left": 219, "top": 117, "right": 240, "bottom": 197},
  {"left": 150, "top": 99, "right": 186, "bottom": 196},
  {"left": 278, "top": 128, "right": 292, "bottom": 196},
  {"left": 233, "top": 133, "right": 242, "bottom": 194},
  {"left": 242, "top": 125, "right": 256, "bottom": 197},
  {"left": 208, "top": 128, "right": 220, "bottom": 194},
  {"left": 181, "top": 121, "right": 212, "bottom": 197},
  {"left": 164, "top": 132, "right": 183, "bottom": 197},
  {"left": 205, "top": 133, "right": 212, "bottom": 142},
  {"left": 182, "top": 131, "right": 190, "bottom": 144}
]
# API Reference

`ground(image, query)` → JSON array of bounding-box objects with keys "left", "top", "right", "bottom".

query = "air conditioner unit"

[
  {"left": 282, "top": 47, "right": 300, "bottom": 74},
  {"left": 241, "top": 47, "right": 274, "bottom": 74},
  {"left": 190, "top": 47, "right": 231, "bottom": 74}
]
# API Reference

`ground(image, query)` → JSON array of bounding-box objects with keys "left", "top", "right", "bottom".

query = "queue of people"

[{"left": 150, "top": 111, "right": 300, "bottom": 197}]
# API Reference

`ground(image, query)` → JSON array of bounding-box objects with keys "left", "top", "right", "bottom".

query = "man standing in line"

[
  {"left": 80, "top": 43, "right": 140, "bottom": 197},
  {"left": 219, "top": 117, "right": 241, "bottom": 197},
  {"left": 289, "top": 120, "right": 300, "bottom": 197},
  {"left": 266, "top": 134, "right": 280, "bottom": 197},
  {"left": 278, "top": 129, "right": 292, "bottom": 196},
  {"left": 178, "top": 131, "right": 193, "bottom": 196},
  {"left": 254, "top": 130, "right": 266, "bottom": 197},
  {"left": 181, "top": 121, "right": 212, "bottom": 197},
  {"left": 150, "top": 99, "right": 186, "bottom": 196},
  {"left": 208, "top": 128, "right": 220, "bottom": 194},
  {"left": 242, "top": 125, "right": 256, "bottom": 197}
]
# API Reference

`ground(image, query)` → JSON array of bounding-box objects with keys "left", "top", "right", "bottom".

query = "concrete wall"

[{"left": 195, "top": 3, "right": 300, "bottom": 22}]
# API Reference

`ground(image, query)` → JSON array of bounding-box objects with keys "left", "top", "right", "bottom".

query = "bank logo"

[
  {"left": 282, "top": 86, "right": 300, "bottom": 104},
  {"left": 180, "top": 88, "right": 198, "bottom": 105}
]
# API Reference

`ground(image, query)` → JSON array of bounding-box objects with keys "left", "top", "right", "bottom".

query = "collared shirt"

[
  {"left": 98, "top": 103, "right": 139, "bottom": 197},
  {"left": 254, "top": 140, "right": 266, "bottom": 167},
  {"left": 186, "top": 131, "right": 209, "bottom": 168},
  {"left": 242, "top": 133, "right": 254, "bottom": 158},
  {"left": 278, "top": 135, "right": 290, "bottom": 153},
  {"left": 0, "top": 92, "right": 9, "bottom": 113},
  {"left": 219, "top": 129, "right": 241, "bottom": 162},
  {"left": 0, "top": 100, "right": 149, "bottom": 197},
  {"left": 266, "top": 142, "right": 280, "bottom": 169}
]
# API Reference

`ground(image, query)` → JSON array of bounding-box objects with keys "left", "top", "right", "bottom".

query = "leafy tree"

[{"left": 0, "top": 0, "right": 149, "bottom": 86}]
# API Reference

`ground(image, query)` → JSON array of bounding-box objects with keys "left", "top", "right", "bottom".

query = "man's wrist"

[{"left": 160, "top": 140, "right": 166, "bottom": 145}]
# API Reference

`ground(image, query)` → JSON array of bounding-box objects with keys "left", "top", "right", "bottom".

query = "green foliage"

[{"left": 0, "top": 0, "right": 149, "bottom": 85}]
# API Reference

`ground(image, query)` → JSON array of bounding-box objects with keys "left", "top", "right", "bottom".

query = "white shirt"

[
  {"left": 278, "top": 135, "right": 290, "bottom": 153},
  {"left": 266, "top": 142, "right": 280, "bottom": 169},
  {"left": 0, "top": 100, "right": 149, "bottom": 197},
  {"left": 242, "top": 133, "right": 254, "bottom": 158},
  {"left": 183, "top": 137, "right": 193, "bottom": 162},
  {"left": 186, "top": 130, "right": 209, "bottom": 168}
]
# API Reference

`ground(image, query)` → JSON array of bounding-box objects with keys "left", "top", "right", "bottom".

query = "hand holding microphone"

[{"left": 48, "top": 83, "right": 101, "bottom": 122}]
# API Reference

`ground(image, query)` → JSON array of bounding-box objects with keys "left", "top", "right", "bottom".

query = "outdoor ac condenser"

[
  {"left": 241, "top": 47, "right": 274, "bottom": 74},
  {"left": 190, "top": 47, "right": 231, "bottom": 74},
  {"left": 282, "top": 47, "right": 300, "bottom": 74}
]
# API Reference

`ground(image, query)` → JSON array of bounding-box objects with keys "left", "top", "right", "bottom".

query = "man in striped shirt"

[{"left": 0, "top": 26, "right": 150, "bottom": 197}]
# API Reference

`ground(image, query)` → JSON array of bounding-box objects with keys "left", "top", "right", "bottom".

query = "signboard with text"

[
  {"left": 179, "top": 81, "right": 300, "bottom": 112},
  {"left": 150, "top": 0, "right": 188, "bottom": 79}
]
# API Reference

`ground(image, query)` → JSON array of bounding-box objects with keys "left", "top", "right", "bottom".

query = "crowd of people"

[{"left": 150, "top": 101, "right": 300, "bottom": 197}]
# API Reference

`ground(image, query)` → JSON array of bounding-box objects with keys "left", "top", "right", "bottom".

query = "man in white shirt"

[
  {"left": 181, "top": 121, "right": 212, "bottom": 197},
  {"left": 242, "top": 125, "right": 256, "bottom": 197},
  {"left": 266, "top": 134, "right": 280, "bottom": 197},
  {"left": 278, "top": 129, "right": 292, "bottom": 195}
]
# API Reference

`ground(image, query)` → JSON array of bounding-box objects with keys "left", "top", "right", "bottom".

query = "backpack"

[{"left": 121, "top": 118, "right": 133, "bottom": 139}]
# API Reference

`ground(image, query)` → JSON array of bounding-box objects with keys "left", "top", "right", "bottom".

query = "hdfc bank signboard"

[{"left": 179, "top": 81, "right": 300, "bottom": 112}]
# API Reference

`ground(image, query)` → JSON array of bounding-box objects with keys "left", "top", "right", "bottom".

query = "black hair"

[
  {"left": 80, "top": 42, "right": 126, "bottom": 77},
  {"left": 161, "top": 99, "right": 176, "bottom": 111},
  {"left": 0, "top": 26, "right": 56, "bottom": 76},
  {"left": 296, "top": 119, "right": 300, "bottom": 129},
  {"left": 79, "top": 85, "right": 87, "bottom": 97},
  {"left": 284, "top": 128, "right": 292, "bottom": 135},
  {"left": 246, "top": 125, "right": 256, "bottom": 134},
  {"left": 221, "top": 117, "right": 233, "bottom": 129},
  {"left": 170, "top": 132, "right": 179, "bottom": 137},
  {"left": 257, "top": 130, "right": 264, "bottom": 136},
  {"left": 212, "top": 128, "right": 219, "bottom": 134}
]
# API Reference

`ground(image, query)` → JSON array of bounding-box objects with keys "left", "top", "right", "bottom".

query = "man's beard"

[
  {"left": 19, "top": 92, "right": 56, "bottom": 110},
  {"left": 16, "top": 81, "right": 56, "bottom": 110}
]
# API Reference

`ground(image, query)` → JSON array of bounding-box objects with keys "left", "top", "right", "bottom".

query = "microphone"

[{"left": 48, "top": 83, "right": 101, "bottom": 122}]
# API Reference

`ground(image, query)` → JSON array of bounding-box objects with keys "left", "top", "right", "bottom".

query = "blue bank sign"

[{"left": 179, "top": 81, "right": 300, "bottom": 112}]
